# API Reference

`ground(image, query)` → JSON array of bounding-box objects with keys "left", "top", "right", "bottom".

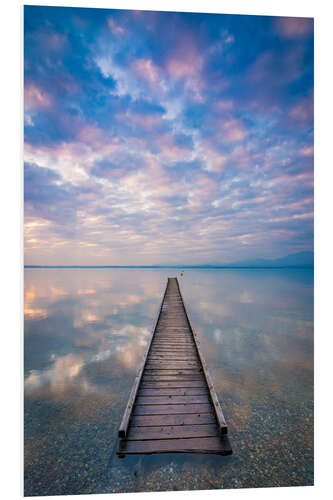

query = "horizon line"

[{"left": 24, "top": 264, "right": 314, "bottom": 269}]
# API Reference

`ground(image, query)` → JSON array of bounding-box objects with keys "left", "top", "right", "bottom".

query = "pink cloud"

[
  {"left": 77, "top": 125, "right": 105, "bottom": 146},
  {"left": 24, "top": 126, "right": 120, "bottom": 184},
  {"left": 227, "top": 144, "right": 259, "bottom": 170},
  {"left": 268, "top": 171, "right": 314, "bottom": 188},
  {"left": 289, "top": 94, "right": 313, "bottom": 124},
  {"left": 215, "top": 99, "right": 234, "bottom": 111},
  {"left": 249, "top": 46, "right": 305, "bottom": 90},
  {"left": 187, "top": 172, "right": 218, "bottom": 210},
  {"left": 25, "top": 84, "right": 52, "bottom": 110},
  {"left": 167, "top": 59, "right": 198, "bottom": 79},
  {"left": 249, "top": 51, "right": 274, "bottom": 83},
  {"left": 194, "top": 173, "right": 217, "bottom": 196},
  {"left": 131, "top": 58, "right": 163, "bottom": 88},
  {"left": 39, "top": 32, "right": 67, "bottom": 52},
  {"left": 225, "top": 35, "right": 234, "bottom": 44},
  {"left": 288, "top": 197, "right": 313, "bottom": 212},
  {"left": 163, "top": 36, "right": 209, "bottom": 102},
  {"left": 299, "top": 146, "right": 314, "bottom": 157},
  {"left": 156, "top": 134, "right": 192, "bottom": 161},
  {"left": 277, "top": 17, "right": 313, "bottom": 38},
  {"left": 117, "top": 154, "right": 188, "bottom": 215},
  {"left": 76, "top": 125, "right": 119, "bottom": 154},
  {"left": 197, "top": 140, "right": 227, "bottom": 173},
  {"left": 166, "top": 36, "right": 203, "bottom": 79},
  {"left": 220, "top": 119, "right": 247, "bottom": 142},
  {"left": 125, "top": 112, "right": 165, "bottom": 130},
  {"left": 107, "top": 17, "right": 126, "bottom": 35}
]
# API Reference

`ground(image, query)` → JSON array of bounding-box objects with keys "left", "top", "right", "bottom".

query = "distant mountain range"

[
  {"left": 25, "top": 251, "right": 314, "bottom": 269},
  {"left": 219, "top": 251, "right": 314, "bottom": 268}
]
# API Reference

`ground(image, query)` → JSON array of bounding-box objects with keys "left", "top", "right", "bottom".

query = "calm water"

[{"left": 24, "top": 268, "right": 314, "bottom": 496}]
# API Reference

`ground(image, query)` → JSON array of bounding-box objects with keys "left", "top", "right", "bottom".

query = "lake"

[{"left": 24, "top": 268, "right": 313, "bottom": 496}]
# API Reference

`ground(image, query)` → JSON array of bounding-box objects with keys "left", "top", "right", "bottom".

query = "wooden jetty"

[{"left": 117, "top": 277, "right": 232, "bottom": 456}]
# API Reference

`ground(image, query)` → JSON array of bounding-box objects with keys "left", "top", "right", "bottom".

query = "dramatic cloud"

[
  {"left": 24, "top": 6, "right": 314, "bottom": 265},
  {"left": 276, "top": 17, "right": 314, "bottom": 38}
]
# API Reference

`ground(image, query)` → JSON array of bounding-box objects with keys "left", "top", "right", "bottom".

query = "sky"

[{"left": 24, "top": 6, "right": 314, "bottom": 266}]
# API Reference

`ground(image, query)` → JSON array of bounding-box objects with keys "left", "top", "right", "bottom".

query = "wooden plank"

[
  {"left": 156, "top": 330, "right": 190, "bottom": 333},
  {"left": 158, "top": 322, "right": 188, "bottom": 324},
  {"left": 154, "top": 329, "right": 191, "bottom": 332},
  {"left": 150, "top": 344, "right": 195, "bottom": 348},
  {"left": 154, "top": 332, "right": 191, "bottom": 335},
  {"left": 144, "top": 366, "right": 201, "bottom": 371},
  {"left": 152, "top": 339, "right": 193, "bottom": 343},
  {"left": 152, "top": 340, "right": 194, "bottom": 344},
  {"left": 142, "top": 375, "right": 203, "bottom": 381},
  {"left": 148, "top": 354, "right": 197, "bottom": 358},
  {"left": 133, "top": 403, "right": 212, "bottom": 415},
  {"left": 150, "top": 349, "right": 195, "bottom": 352},
  {"left": 159, "top": 314, "right": 187, "bottom": 316},
  {"left": 154, "top": 330, "right": 191, "bottom": 333},
  {"left": 151, "top": 343, "right": 195, "bottom": 348},
  {"left": 150, "top": 356, "right": 198, "bottom": 360},
  {"left": 155, "top": 327, "right": 190, "bottom": 331},
  {"left": 145, "top": 368, "right": 201, "bottom": 374},
  {"left": 145, "top": 363, "right": 200, "bottom": 370},
  {"left": 136, "top": 395, "right": 210, "bottom": 405},
  {"left": 148, "top": 357, "right": 198, "bottom": 363},
  {"left": 155, "top": 331, "right": 189, "bottom": 334},
  {"left": 156, "top": 327, "right": 189, "bottom": 330},
  {"left": 149, "top": 347, "right": 195, "bottom": 351},
  {"left": 158, "top": 326, "right": 188, "bottom": 335},
  {"left": 152, "top": 338, "right": 193, "bottom": 342},
  {"left": 143, "top": 369, "right": 203, "bottom": 376},
  {"left": 149, "top": 348, "right": 197, "bottom": 354},
  {"left": 140, "top": 380, "right": 207, "bottom": 388},
  {"left": 148, "top": 354, "right": 197, "bottom": 359},
  {"left": 150, "top": 343, "right": 195, "bottom": 347},
  {"left": 138, "top": 387, "right": 208, "bottom": 396},
  {"left": 119, "top": 436, "right": 232, "bottom": 455},
  {"left": 144, "top": 366, "right": 198, "bottom": 371},
  {"left": 151, "top": 346, "right": 195, "bottom": 350},
  {"left": 153, "top": 336, "right": 193, "bottom": 340},
  {"left": 146, "top": 358, "right": 199, "bottom": 363},
  {"left": 148, "top": 359, "right": 198, "bottom": 363},
  {"left": 130, "top": 412, "right": 215, "bottom": 427},
  {"left": 148, "top": 356, "right": 197, "bottom": 360},
  {"left": 144, "top": 367, "right": 201, "bottom": 373},
  {"left": 164, "top": 342, "right": 195, "bottom": 346},
  {"left": 157, "top": 324, "right": 189, "bottom": 327},
  {"left": 153, "top": 333, "right": 192, "bottom": 336},
  {"left": 127, "top": 424, "right": 218, "bottom": 441},
  {"left": 148, "top": 353, "right": 197, "bottom": 358}
]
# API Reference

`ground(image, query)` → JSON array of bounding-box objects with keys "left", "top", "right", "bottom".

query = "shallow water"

[{"left": 24, "top": 268, "right": 313, "bottom": 496}]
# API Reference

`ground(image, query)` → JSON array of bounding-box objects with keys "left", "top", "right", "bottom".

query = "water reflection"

[{"left": 24, "top": 268, "right": 313, "bottom": 496}]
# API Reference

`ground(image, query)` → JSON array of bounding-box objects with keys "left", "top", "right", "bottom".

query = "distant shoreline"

[{"left": 24, "top": 265, "right": 314, "bottom": 269}]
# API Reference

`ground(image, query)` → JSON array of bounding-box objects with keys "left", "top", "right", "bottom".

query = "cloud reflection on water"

[
  {"left": 180, "top": 269, "right": 313, "bottom": 410},
  {"left": 24, "top": 269, "right": 165, "bottom": 399},
  {"left": 24, "top": 268, "right": 313, "bottom": 495},
  {"left": 25, "top": 268, "right": 313, "bottom": 406}
]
